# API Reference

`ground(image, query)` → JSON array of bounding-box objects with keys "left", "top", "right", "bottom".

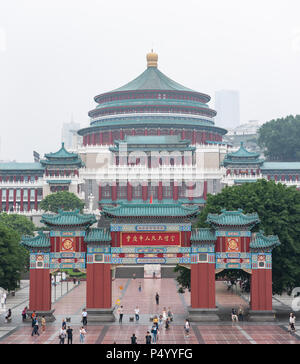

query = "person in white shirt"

[
  {"left": 134, "top": 307, "right": 140, "bottom": 322},
  {"left": 82, "top": 308, "right": 88, "bottom": 327},
  {"left": 289, "top": 313, "right": 296, "bottom": 332},
  {"left": 79, "top": 327, "right": 86, "bottom": 343}
]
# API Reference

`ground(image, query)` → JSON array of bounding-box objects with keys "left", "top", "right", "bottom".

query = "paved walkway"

[{"left": 1, "top": 278, "right": 299, "bottom": 344}]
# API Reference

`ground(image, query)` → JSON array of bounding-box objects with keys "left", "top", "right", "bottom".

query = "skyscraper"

[
  {"left": 214, "top": 90, "right": 240, "bottom": 130},
  {"left": 61, "top": 120, "right": 81, "bottom": 149}
]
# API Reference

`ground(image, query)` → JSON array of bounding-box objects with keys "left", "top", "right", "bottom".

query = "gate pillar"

[
  {"left": 86, "top": 251, "right": 115, "bottom": 322},
  {"left": 27, "top": 252, "right": 55, "bottom": 321},
  {"left": 188, "top": 249, "right": 219, "bottom": 322},
  {"left": 249, "top": 252, "right": 275, "bottom": 321}
]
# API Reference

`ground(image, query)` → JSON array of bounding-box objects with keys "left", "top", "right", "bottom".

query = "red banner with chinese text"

[{"left": 121, "top": 232, "right": 180, "bottom": 246}]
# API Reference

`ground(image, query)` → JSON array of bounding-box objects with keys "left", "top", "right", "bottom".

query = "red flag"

[{"left": 150, "top": 195, "right": 153, "bottom": 204}]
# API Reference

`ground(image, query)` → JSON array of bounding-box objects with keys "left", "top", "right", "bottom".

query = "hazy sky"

[{"left": 0, "top": 0, "right": 300, "bottom": 161}]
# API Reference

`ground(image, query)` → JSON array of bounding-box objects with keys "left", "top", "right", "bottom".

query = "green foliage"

[
  {"left": 197, "top": 179, "right": 300, "bottom": 294},
  {"left": 258, "top": 115, "right": 300, "bottom": 161},
  {"left": 40, "top": 191, "right": 85, "bottom": 213},
  {"left": 174, "top": 265, "right": 190, "bottom": 293},
  {"left": 0, "top": 213, "right": 35, "bottom": 236},
  {"left": 0, "top": 222, "right": 28, "bottom": 291}
]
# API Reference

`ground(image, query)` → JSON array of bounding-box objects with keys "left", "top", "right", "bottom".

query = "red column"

[
  {"left": 28, "top": 189, "right": 31, "bottom": 211},
  {"left": 13, "top": 189, "right": 16, "bottom": 211},
  {"left": 192, "top": 130, "right": 196, "bottom": 145},
  {"left": 158, "top": 182, "right": 163, "bottom": 201},
  {"left": 20, "top": 189, "right": 24, "bottom": 212},
  {"left": 112, "top": 184, "right": 117, "bottom": 201},
  {"left": 191, "top": 263, "right": 215, "bottom": 308},
  {"left": 173, "top": 182, "right": 178, "bottom": 201},
  {"left": 109, "top": 131, "right": 113, "bottom": 145},
  {"left": 157, "top": 128, "right": 161, "bottom": 136},
  {"left": 92, "top": 133, "right": 96, "bottom": 145},
  {"left": 29, "top": 269, "right": 52, "bottom": 312},
  {"left": 34, "top": 189, "right": 38, "bottom": 210},
  {"left": 127, "top": 182, "right": 132, "bottom": 201},
  {"left": 86, "top": 263, "right": 112, "bottom": 309},
  {"left": 142, "top": 183, "right": 148, "bottom": 201},
  {"left": 144, "top": 128, "right": 148, "bottom": 136},
  {"left": 250, "top": 269, "right": 273, "bottom": 311},
  {"left": 6, "top": 189, "right": 9, "bottom": 212},
  {"left": 99, "top": 132, "right": 103, "bottom": 145}
]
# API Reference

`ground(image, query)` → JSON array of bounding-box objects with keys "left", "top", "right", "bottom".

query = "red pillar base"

[
  {"left": 29, "top": 269, "right": 52, "bottom": 312},
  {"left": 191, "top": 263, "right": 216, "bottom": 308}
]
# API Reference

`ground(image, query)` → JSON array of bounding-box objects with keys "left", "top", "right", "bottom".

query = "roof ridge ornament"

[{"left": 146, "top": 50, "right": 158, "bottom": 68}]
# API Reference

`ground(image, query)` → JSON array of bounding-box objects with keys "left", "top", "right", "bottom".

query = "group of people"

[{"left": 231, "top": 305, "right": 244, "bottom": 322}]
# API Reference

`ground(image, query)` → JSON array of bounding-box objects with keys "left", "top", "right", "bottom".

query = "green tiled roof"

[
  {"left": 0, "top": 162, "right": 44, "bottom": 171},
  {"left": 84, "top": 228, "right": 111, "bottom": 243},
  {"left": 250, "top": 231, "right": 281, "bottom": 250},
  {"left": 227, "top": 142, "right": 260, "bottom": 158},
  {"left": 41, "top": 209, "right": 97, "bottom": 227},
  {"left": 21, "top": 231, "right": 50, "bottom": 249},
  {"left": 191, "top": 228, "right": 216, "bottom": 242},
  {"left": 207, "top": 209, "right": 260, "bottom": 227},
  {"left": 101, "top": 202, "right": 199, "bottom": 218},
  {"left": 112, "top": 67, "right": 195, "bottom": 93},
  {"left": 41, "top": 143, "right": 84, "bottom": 168},
  {"left": 234, "top": 179, "right": 258, "bottom": 184},
  {"left": 44, "top": 143, "right": 79, "bottom": 159},
  {"left": 222, "top": 142, "right": 264, "bottom": 167},
  {"left": 261, "top": 162, "right": 300, "bottom": 171}
]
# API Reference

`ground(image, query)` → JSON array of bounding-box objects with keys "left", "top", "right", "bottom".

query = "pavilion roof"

[
  {"left": 41, "top": 209, "right": 97, "bottom": 227},
  {"left": 101, "top": 202, "right": 199, "bottom": 218},
  {"left": 84, "top": 228, "right": 111, "bottom": 243},
  {"left": 207, "top": 209, "right": 260, "bottom": 228},
  {"left": 190, "top": 228, "right": 216, "bottom": 242},
  {"left": 21, "top": 231, "right": 50, "bottom": 249},
  {"left": 250, "top": 231, "right": 281, "bottom": 250}
]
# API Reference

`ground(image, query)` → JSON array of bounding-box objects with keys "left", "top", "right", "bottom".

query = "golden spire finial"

[{"left": 146, "top": 50, "right": 158, "bottom": 68}]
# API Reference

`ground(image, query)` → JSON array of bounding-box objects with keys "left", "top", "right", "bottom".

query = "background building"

[
  {"left": 214, "top": 90, "right": 240, "bottom": 130},
  {"left": 61, "top": 120, "right": 81, "bottom": 150}
]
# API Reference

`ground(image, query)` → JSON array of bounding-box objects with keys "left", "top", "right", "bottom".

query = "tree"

[
  {"left": 0, "top": 213, "right": 35, "bottom": 236},
  {"left": 174, "top": 265, "right": 190, "bottom": 293},
  {"left": 40, "top": 191, "right": 85, "bottom": 213},
  {"left": 196, "top": 180, "right": 300, "bottom": 295},
  {"left": 0, "top": 222, "right": 28, "bottom": 291},
  {"left": 258, "top": 115, "right": 300, "bottom": 161}
]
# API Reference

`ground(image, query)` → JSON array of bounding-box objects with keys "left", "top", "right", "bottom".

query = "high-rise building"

[
  {"left": 61, "top": 120, "right": 81, "bottom": 149},
  {"left": 214, "top": 90, "right": 240, "bottom": 130}
]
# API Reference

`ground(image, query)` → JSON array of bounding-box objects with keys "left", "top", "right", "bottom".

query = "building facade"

[{"left": 0, "top": 52, "right": 300, "bottom": 214}]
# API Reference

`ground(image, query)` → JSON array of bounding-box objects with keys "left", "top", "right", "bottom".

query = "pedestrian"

[
  {"left": 289, "top": 313, "right": 296, "bottom": 333},
  {"left": 231, "top": 308, "right": 238, "bottom": 322},
  {"left": 165, "top": 318, "right": 170, "bottom": 330},
  {"left": 31, "top": 318, "right": 40, "bottom": 336},
  {"left": 5, "top": 308, "right": 12, "bottom": 323},
  {"left": 155, "top": 292, "right": 159, "bottom": 305},
  {"left": 167, "top": 307, "right": 173, "bottom": 322},
  {"left": 79, "top": 326, "right": 86, "bottom": 344},
  {"left": 59, "top": 327, "right": 67, "bottom": 344},
  {"left": 41, "top": 316, "right": 46, "bottom": 333},
  {"left": 132, "top": 273, "right": 136, "bottom": 280},
  {"left": 131, "top": 333, "right": 137, "bottom": 344},
  {"left": 3, "top": 292, "right": 7, "bottom": 305},
  {"left": 62, "top": 318, "right": 67, "bottom": 330},
  {"left": 22, "top": 306, "right": 28, "bottom": 321},
  {"left": 118, "top": 305, "right": 124, "bottom": 324},
  {"left": 138, "top": 283, "right": 142, "bottom": 292},
  {"left": 184, "top": 319, "right": 190, "bottom": 337},
  {"left": 67, "top": 326, "right": 73, "bottom": 344},
  {"left": 134, "top": 306, "right": 140, "bottom": 322},
  {"left": 151, "top": 324, "right": 158, "bottom": 344},
  {"left": 82, "top": 308, "right": 88, "bottom": 328},
  {"left": 162, "top": 307, "right": 167, "bottom": 321},
  {"left": 238, "top": 305, "right": 244, "bottom": 322},
  {"left": 145, "top": 331, "right": 152, "bottom": 344}
]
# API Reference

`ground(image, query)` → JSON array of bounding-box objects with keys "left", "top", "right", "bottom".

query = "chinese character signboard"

[{"left": 121, "top": 232, "right": 180, "bottom": 246}]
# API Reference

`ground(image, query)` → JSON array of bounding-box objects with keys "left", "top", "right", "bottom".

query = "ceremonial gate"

[{"left": 21, "top": 203, "right": 280, "bottom": 322}]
